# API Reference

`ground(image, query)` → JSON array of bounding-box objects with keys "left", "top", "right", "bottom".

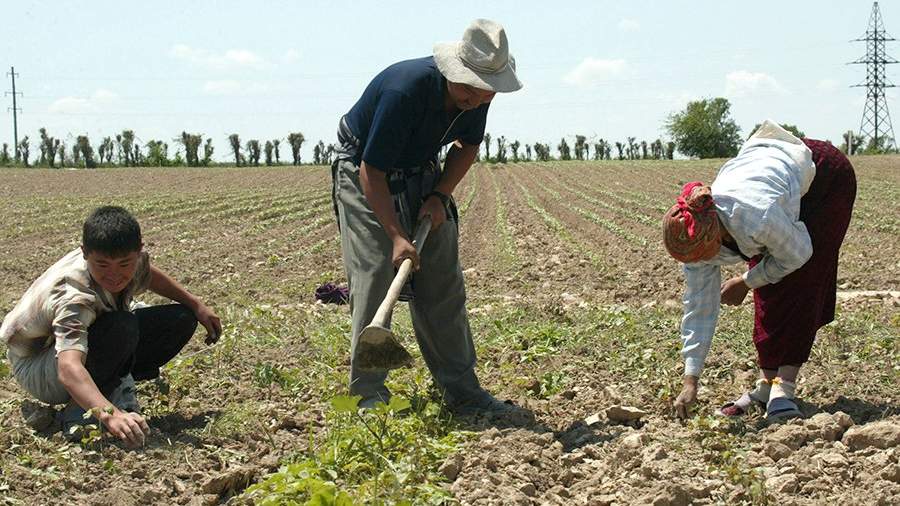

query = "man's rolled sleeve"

[
  {"left": 681, "top": 262, "right": 721, "bottom": 377},
  {"left": 52, "top": 302, "right": 96, "bottom": 356}
]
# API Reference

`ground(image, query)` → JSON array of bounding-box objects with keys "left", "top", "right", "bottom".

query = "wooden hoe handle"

[{"left": 370, "top": 215, "right": 433, "bottom": 327}]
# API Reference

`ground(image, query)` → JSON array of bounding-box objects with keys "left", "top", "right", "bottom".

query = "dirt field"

[{"left": 0, "top": 157, "right": 897, "bottom": 505}]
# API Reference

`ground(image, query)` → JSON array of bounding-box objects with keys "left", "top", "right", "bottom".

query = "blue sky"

[{"left": 2, "top": 1, "right": 897, "bottom": 161}]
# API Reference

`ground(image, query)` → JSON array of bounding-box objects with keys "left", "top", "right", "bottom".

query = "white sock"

[
  {"left": 769, "top": 379, "right": 796, "bottom": 401},
  {"left": 749, "top": 378, "right": 772, "bottom": 403}
]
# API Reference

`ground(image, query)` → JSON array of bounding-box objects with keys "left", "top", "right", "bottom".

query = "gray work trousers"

[{"left": 332, "top": 159, "right": 481, "bottom": 403}]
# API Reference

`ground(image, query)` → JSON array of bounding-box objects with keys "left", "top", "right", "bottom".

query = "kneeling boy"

[{"left": 2, "top": 206, "right": 222, "bottom": 446}]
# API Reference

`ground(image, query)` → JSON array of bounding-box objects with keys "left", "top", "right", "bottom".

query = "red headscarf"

[{"left": 662, "top": 182, "right": 721, "bottom": 263}]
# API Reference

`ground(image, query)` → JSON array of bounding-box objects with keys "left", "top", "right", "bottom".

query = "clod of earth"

[
  {"left": 606, "top": 405, "right": 647, "bottom": 423},
  {"left": 201, "top": 467, "right": 258, "bottom": 496},
  {"left": 841, "top": 421, "right": 900, "bottom": 450}
]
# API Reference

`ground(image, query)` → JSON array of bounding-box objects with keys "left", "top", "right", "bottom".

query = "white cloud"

[
  {"left": 725, "top": 70, "right": 786, "bottom": 98},
  {"left": 282, "top": 49, "right": 301, "bottom": 64},
  {"left": 618, "top": 19, "right": 640, "bottom": 32},
  {"left": 817, "top": 78, "right": 839, "bottom": 91},
  {"left": 48, "top": 89, "right": 119, "bottom": 114},
  {"left": 171, "top": 44, "right": 267, "bottom": 70},
  {"left": 656, "top": 91, "right": 700, "bottom": 111},
  {"left": 564, "top": 58, "right": 627, "bottom": 87},
  {"left": 202, "top": 80, "right": 270, "bottom": 96}
]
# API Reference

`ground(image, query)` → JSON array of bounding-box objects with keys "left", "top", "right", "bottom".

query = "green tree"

[
  {"left": 483, "top": 133, "right": 492, "bottom": 161},
  {"left": 202, "top": 138, "right": 214, "bottom": 166},
  {"left": 178, "top": 132, "right": 202, "bottom": 167},
  {"left": 615, "top": 141, "right": 624, "bottom": 160},
  {"left": 537, "top": 142, "right": 554, "bottom": 161},
  {"left": 264, "top": 140, "right": 274, "bottom": 166},
  {"left": 99, "top": 136, "right": 115, "bottom": 164},
  {"left": 39, "top": 128, "right": 57, "bottom": 168},
  {"left": 626, "top": 137, "right": 637, "bottom": 160},
  {"left": 510, "top": 140, "right": 520, "bottom": 162},
  {"left": 495, "top": 135, "right": 507, "bottom": 163},
  {"left": 228, "top": 134, "right": 243, "bottom": 166},
  {"left": 666, "top": 97, "right": 742, "bottom": 158},
  {"left": 287, "top": 132, "right": 305, "bottom": 165},
  {"left": 862, "top": 135, "right": 896, "bottom": 154},
  {"left": 273, "top": 139, "right": 281, "bottom": 164},
  {"left": 133, "top": 142, "right": 144, "bottom": 165},
  {"left": 0, "top": 143, "right": 10, "bottom": 165},
  {"left": 56, "top": 141, "right": 67, "bottom": 166},
  {"left": 557, "top": 138, "right": 571, "bottom": 160},
  {"left": 525, "top": 144, "right": 532, "bottom": 161},
  {"left": 574, "top": 135, "right": 587, "bottom": 160},
  {"left": 841, "top": 132, "right": 865, "bottom": 155},
  {"left": 246, "top": 140, "right": 261, "bottom": 166},
  {"left": 665, "top": 141, "right": 676, "bottom": 160},
  {"left": 145, "top": 140, "right": 169, "bottom": 166},
  {"left": 76, "top": 135, "right": 96, "bottom": 168},
  {"left": 121, "top": 130, "right": 136, "bottom": 166},
  {"left": 313, "top": 142, "right": 322, "bottom": 165},
  {"left": 17, "top": 136, "right": 30, "bottom": 167},
  {"left": 115, "top": 134, "right": 123, "bottom": 164}
]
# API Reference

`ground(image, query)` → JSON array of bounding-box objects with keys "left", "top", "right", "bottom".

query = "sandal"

[
  {"left": 766, "top": 397, "right": 802, "bottom": 422},
  {"left": 716, "top": 391, "right": 766, "bottom": 418}
]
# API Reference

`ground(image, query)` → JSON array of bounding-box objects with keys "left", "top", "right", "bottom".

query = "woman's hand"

[
  {"left": 721, "top": 276, "right": 750, "bottom": 306},
  {"left": 674, "top": 375, "right": 699, "bottom": 419}
]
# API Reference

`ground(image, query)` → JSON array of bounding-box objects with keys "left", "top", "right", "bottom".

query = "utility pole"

[
  {"left": 849, "top": 2, "right": 897, "bottom": 152},
  {"left": 6, "top": 67, "right": 23, "bottom": 162}
]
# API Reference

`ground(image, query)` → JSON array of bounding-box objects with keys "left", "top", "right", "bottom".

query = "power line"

[
  {"left": 850, "top": 1, "right": 897, "bottom": 150},
  {"left": 5, "top": 66, "right": 23, "bottom": 160}
]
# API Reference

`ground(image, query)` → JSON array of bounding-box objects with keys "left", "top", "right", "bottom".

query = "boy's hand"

[
  {"left": 193, "top": 302, "right": 222, "bottom": 344},
  {"left": 100, "top": 409, "right": 149, "bottom": 447}
]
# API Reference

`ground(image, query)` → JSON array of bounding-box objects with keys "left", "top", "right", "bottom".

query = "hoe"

[{"left": 355, "top": 215, "right": 432, "bottom": 371}]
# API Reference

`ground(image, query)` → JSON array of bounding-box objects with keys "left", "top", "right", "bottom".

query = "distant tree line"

[
  {"left": 478, "top": 131, "right": 676, "bottom": 163},
  {"left": 1, "top": 100, "right": 895, "bottom": 168},
  {"left": 0, "top": 128, "right": 337, "bottom": 168}
]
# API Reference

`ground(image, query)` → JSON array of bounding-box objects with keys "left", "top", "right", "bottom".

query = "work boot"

[
  {"left": 20, "top": 400, "right": 58, "bottom": 432},
  {"left": 445, "top": 389, "right": 529, "bottom": 420}
]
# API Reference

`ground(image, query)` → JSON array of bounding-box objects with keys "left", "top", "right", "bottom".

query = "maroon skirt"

[{"left": 750, "top": 139, "right": 857, "bottom": 369}]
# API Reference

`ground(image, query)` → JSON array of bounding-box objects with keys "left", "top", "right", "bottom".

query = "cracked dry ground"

[{"left": 1, "top": 158, "right": 898, "bottom": 505}]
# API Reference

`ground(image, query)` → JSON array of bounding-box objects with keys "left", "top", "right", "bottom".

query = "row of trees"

[
  {"left": 0, "top": 129, "right": 325, "bottom": 168},
  {"left": 478, "top": 132, "right": 676, "bottom": 163},
  {"left": 2, "top": 98, "right": 895, "bottom": 167}
]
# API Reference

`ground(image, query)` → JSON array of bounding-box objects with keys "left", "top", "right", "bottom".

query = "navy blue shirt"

[{"left": 344, "top": 56, "right": 490, "bottom": 171}]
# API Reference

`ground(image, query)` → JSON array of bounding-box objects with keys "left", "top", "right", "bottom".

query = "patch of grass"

[
  {"left": 203, "top": 400, "right": 262, "bottom": 439},
  {"left": 244, "top": 394, "right": 468, "bottom": 505}
]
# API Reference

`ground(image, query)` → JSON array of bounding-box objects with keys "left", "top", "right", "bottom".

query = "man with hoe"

[{"left": 331, "top": 19, "right": 523, "bottom": 414}]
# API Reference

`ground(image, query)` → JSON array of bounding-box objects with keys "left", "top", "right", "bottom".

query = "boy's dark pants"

[{"left": 87, "top": 304, "right": 198, "bottom": 396}]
